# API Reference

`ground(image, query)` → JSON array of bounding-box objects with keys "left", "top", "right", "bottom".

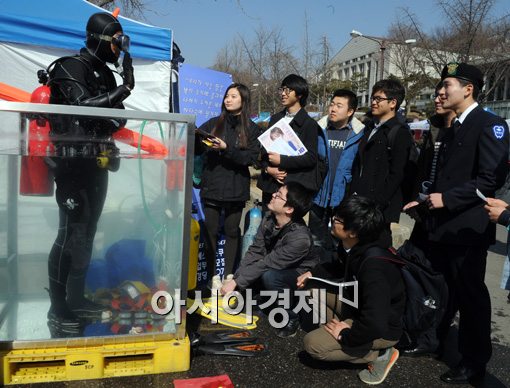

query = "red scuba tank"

[{"left": 19, "top": 85, "right": 54, "bottom": 196}]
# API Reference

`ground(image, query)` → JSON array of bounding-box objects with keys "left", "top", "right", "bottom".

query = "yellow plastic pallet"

[{"left": 1, "top": 337, "right": 190, "bottom": 385}]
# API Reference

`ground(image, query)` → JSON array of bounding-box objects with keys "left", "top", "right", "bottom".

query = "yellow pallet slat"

[{"left": 1, "top": 337, "right": 190, "bottom": 385}]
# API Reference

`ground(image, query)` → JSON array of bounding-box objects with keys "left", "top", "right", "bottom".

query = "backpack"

[
  {"left": 366, "top": 241, "right": 448, "bottom": 347},
  {"left": 386, "top": 124, "right": 421, "bottom": 204}
]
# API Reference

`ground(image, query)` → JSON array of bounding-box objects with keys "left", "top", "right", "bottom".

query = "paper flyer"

[{"left": 257, "top": 118, "right": 307, "bottom": 156}]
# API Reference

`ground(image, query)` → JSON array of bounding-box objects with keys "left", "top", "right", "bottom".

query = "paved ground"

[{"left": 12, "top": 198, "right": 510, "bottom": 387}]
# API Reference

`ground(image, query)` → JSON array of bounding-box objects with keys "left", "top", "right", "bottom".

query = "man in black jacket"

[
  {"left": 257, "top": 74, "right": 321, "bottom": 205},
  {"left": 299, "top": 196, "right": 405, "bottom": 385},
  {"left": 46, "top": 12, "right": 134, "bottom": 331},
  {"left": 405, "top": 63, "right": 509, "bottom": 384},
  {"left": 221, "top": 182, "right": 318, "bottom": 338},
  {"left": 349, "top": 79, "right": 412, "bottom": 247}
]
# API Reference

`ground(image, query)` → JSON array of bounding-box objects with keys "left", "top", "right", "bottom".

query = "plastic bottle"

[{"left": 241, "top": 200, "right": 262, "bottom": 258}]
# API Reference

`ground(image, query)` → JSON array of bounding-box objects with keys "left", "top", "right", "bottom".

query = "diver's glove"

[{"left": 122, "top": 52, "right": 135, "bottom": 91}]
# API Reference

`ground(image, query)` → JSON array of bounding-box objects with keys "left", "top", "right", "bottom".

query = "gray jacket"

[{"left": 234, "top": 215, "right": 319, "bottom": 290}]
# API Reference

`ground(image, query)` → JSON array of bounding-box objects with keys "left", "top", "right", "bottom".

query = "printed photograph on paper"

[{"left": 257, "top": 118, "right": 307, "bottom": 156}]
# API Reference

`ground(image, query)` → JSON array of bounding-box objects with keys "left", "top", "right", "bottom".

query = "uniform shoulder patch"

[{"left": 493, "top": 125, "right": 506, "bottom": 140}]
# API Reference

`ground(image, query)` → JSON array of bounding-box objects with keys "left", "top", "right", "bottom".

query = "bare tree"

[
  {"left": 213, "top": 37, "right": 253, "bottom": 85},
  {"left": 87, "top": 0, "right": 145, "bottom": 18},
  {"left": 385, "top": 25, "right": 436, "bottom": 113},
  {"left": 302, "top": 11, "right": 313, "bottom": 81},
  {"left": 396, "top": 0, "right": 510, "bottom": 101}
]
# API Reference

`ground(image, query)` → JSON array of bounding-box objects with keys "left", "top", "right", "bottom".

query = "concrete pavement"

[{"left": 14, "top": 188, "right": 510, "bottom": 387}]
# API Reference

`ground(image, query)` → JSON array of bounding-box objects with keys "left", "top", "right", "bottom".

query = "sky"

[{"left": 144, "top": 0, "right": 509, "bottom": 68}]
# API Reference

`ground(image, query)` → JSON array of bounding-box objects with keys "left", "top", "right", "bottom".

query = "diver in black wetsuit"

[{"left": 46, "top": 12, "right": 135, "bottom": 329}]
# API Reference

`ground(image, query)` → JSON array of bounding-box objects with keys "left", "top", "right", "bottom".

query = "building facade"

[{"left": 328, "top": 35, "right": 439, "bottom": 111}]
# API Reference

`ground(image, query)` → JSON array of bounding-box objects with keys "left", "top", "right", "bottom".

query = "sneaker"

[
  {"left": 358, "top": 347, "right": 399, "bottom": 385},
  {"left": 276, "top": 318, "right": 299, "bottom": 338}
]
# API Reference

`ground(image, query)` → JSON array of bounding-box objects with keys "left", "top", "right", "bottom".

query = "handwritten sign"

[{"left": 178, "top": 64, "right": 232, "bottom": 126}]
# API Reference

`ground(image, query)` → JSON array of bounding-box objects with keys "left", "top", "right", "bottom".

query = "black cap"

[
  {"left": 440, "top": 62, "right": 484, "bottom": 90},
  {"left": 86, "top": 13, "right": 123, "bottom": 63}
]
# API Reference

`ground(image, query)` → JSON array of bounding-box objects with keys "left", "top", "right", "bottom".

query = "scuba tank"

[
  {"left": 19, "top": 83, "right": 54, "bottom": 196},
  {"left": 241, "top": 200, "right": 262, "bottom": 259}
]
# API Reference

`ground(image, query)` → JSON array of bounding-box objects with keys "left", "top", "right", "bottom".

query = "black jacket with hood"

[{"left": 311, "top": 241, "right": 405, "bottom": 353}]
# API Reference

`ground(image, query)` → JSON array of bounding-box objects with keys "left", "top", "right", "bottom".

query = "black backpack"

[
  {"left": 366, "top": 241, "right": 448, "bottom": 347},
  {"left": 386, "top": 124, "right": 422, "bottom": 204}
]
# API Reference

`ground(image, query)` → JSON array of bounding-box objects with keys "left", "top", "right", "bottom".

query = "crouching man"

[
  {"left": 299, "top": 196, "right": 405, "bottom": 385},
  {"left": 221, "top": 182, "right": 318, "bottom": 338}
]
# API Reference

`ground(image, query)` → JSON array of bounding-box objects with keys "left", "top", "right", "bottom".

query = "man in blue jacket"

[{"left": 310, "top": 89, "right": 364, "bottom": 262}]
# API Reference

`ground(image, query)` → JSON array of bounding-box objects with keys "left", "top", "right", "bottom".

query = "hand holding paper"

[
  {"left": 268, "top": 152, "right": 281, "bottom": 166},
  {"left": 476, "top": 188, "right": 488, "bottom": 202}
]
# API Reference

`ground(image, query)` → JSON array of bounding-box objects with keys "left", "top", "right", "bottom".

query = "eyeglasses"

[
  {"left": 277, "top": 87, "right": 293, "bottom": 95},
  {"left": 370, "top": 96, "right": 393, "bottom": 104},
  {"left": 272, "top": 191, "right": 287, "bottom": 202},
  {"left": 331, "top": 216, "right": 344, "bottom": 225}
]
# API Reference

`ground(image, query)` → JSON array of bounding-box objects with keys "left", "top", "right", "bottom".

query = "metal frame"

[{"left": 0, "top": 101, "right": 195, "bottom": 123}]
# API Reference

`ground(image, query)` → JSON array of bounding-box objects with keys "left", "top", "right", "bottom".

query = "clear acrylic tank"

[{"left": 0, "top": 101, "right": 194, "bottom": 350}]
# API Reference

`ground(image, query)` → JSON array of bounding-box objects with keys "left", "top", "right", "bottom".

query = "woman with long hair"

[{"left": 196, "top": 83, "right": 261, "bottom": 283}]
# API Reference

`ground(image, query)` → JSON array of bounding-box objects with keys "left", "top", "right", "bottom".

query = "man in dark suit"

[
  {"left": 349, "top": 79, "right": 412, "bottom": 247},
  {"left": 406, "top": 62, "right": 509, "bottom": 384}
]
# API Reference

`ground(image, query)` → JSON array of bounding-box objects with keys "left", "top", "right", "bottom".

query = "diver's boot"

[
  {"left": 67, "top": 269, "right": 105, "bottom": 318},
  {"left": 47, "top": 279, "right": 82, "bottom": 328}
]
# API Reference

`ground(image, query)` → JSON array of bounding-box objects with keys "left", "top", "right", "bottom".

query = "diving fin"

[
  {"left": 191, "top": 330, "right": 258, "bottom": 347},
  {"left": 186, "top": 298, "right": 258, "bottom": 330},
  {"left": 197, "top": 342, "right": 268, "bottom": 357}
]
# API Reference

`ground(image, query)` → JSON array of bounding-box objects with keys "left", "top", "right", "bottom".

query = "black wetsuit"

[{"left": 47, "top": 48, "right": 130, "bottom": 320}]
